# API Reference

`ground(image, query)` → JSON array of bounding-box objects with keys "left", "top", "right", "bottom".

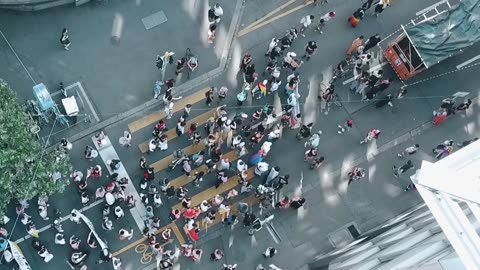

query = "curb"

[{"left": 63, "top": 0, "right": 245, "bottom": 146}]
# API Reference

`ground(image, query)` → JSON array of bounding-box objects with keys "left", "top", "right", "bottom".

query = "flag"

[{"left": 258, "top": 81, "right": 267, "bottom": 96}]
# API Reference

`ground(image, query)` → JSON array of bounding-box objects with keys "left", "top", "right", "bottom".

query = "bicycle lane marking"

[{"left": 112, "top": 222, "right": 185, "bottom": 256}]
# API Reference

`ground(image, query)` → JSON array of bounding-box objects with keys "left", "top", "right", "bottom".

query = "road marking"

[
  {"left": 238, "top": 1, "right": 313, "bottom": 37},
  {"left": 128, "top": 88, "right": 207, "bottom": 133},
  {"left": 13, "top": 199, "right": 104, "bottom": 244},
  {"left": 198, "top": 195, "right": 257, "bottom": 230},
  {"left": 112, "top": 222, "right": 177, "bottom": 256},
  {"left": 93, "top": 135, "right": 146, "bottom": 232},
  {"left": 342, "top": 62, "right": 389, "bottom": 85},
  {"left": 138, "top": 108, "right": 216, "bottom": 153},
  {"left": 415, "top": 0, "right": 449, "bottom": 16},
  {"left": 456, "top": 55, "right": 480, "bottom": 69},
  {"left": 149, "top": 129, "right": 233, "bottom": 173},
  {"left": 170, "top": 222, "right": 186, "bottom": 244},
  {"left": 135, "top": 239, "right": 173, "bottom": 264},
  {"left": 241, "top": 0, "right": 297, "bottom": 30},
  {"left": 169, "top": 150, "right": 239, "bottom": 188}
]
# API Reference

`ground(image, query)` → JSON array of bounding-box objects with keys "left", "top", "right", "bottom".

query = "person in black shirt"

[
  {"left": 363, "top": 34, "right": 381, "bottom": 52},
  {"left": 279, "top": 36, "right": 292, "bottom": 52},
  {"left": 290, "top": 198, "right": 306, "bottom": 209},
  {"left": 302, "top": 41, "right": 318, "bottom": 61}
]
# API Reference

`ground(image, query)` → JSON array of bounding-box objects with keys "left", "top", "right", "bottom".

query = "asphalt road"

[{"left": 2, "top": 0, "right": 480, "bottom": 270}]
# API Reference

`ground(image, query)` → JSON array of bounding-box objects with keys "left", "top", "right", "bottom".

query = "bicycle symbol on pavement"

[{"left": 135, "top": 243, "right": 153, "bottom": 264}]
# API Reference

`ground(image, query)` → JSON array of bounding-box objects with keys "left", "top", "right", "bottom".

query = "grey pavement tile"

[{"left": 142, "top": 10, "right": 168, "bottom": 30}]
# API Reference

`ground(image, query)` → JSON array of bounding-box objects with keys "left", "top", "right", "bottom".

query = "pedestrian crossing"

[
  {"left": 199, "top": 195, "right": 258, "bottom": 230},
  {"left": 127, "top": 88, "right": 208, "bottom": 133},
  {"left": 169, "top": 150, "right": 239, "bottom": 188},
  {"left": 137, "top": 108, "right": 217, "bottom": 153},
  {"left": 172, "top": 168, "right": 255, "bottom": 212}
]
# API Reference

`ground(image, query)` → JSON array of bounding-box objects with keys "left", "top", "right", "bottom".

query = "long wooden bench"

[
  {"left": 128, "top": 89, "right": 208, "bottom": 133},
  {"left": 199, "top": 195, "right": 258, "bottom": 230},
  {"left": 138, "top": 109, "right": 216, "bottom": 153},
  {"left": 172, "top": 167, "right": 256, "bottom": 212},
  {"left": 168, "top": 150, "right": 240, "bottom": 188}
]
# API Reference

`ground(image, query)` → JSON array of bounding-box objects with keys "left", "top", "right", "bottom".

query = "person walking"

[
  {"left": 373, "top": 0, "right": 391, "bottom": 17},
  {"left": 302, "top": 40, "right": 318, "bottom": 61},
  {"left": 393, "top": 160, "right": 414, "bottom": 178},
  {"left": 290, "top": 198, "right": 306, "bottom": 209},
  {"left": 314, "top": 11, "right": 336, "bottom": 34},
  {"left": 299, "top": 15, "right": 315, "bottom": 37},
  {"left": 263, "top": 247, "right": 277, "bottom": 258},
  {"left": 398, "top": 144, "right": 420, "bottom": 158},
  {"left": 205, "top": 87, "right": 215, "bottom": 106},
  {"left": 363, "top": 34, "right": 381, "bottom": 52},
  {"left": 60, "top": 28, "right": 71, "bottom": 50},
  {"left": 346, "top": 36, "right": 364, "bottom": 57}
]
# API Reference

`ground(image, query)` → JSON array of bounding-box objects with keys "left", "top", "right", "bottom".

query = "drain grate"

[{"left": 142, "top": 11, "right": 168, "bottom": 30}]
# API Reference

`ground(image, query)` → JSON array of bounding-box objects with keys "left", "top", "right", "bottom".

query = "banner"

[
  {"left": 72, "top": 209, "right": 109, "bottom": 251},
  {"left": 8, "top": 241, "right": 32, "bottom": 270}
]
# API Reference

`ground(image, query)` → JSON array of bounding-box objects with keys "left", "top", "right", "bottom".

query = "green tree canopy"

[{"left": 0, "top": 79, "right": 71, "bottom": 216}]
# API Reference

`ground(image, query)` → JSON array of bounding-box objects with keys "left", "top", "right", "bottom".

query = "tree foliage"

[{"left": 0, "top": 79, "right": 71, "bottom": 216}]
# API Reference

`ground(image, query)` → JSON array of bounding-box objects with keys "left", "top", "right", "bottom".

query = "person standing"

[
  {"left": 299, "top": 15, "right": 315, "bottom": 37},
  {"left": 210, "top": 249, "right": 224, "bottom": 261},
  {"left": 347, "top": 36, "right": 364, "bottom": 57},
  {"left": 217, "top": 86, "right": 228, "bottom": 105},
  {"left": 302, "top": 41, "right": 318, "bottom": 61},
  {"left": 207, "top": 24, "right": 217, "bottom": 44},
  {"left": 119, "top": 227, "right": 133, "bottom": 240},
  {"left": 60, "top": 28, "right": 71, "bottom": 50},
  {"left": 393, "top": 160, "right": 414, "bottom": 177},
  {"left": 363, "top": 34, "right": 381, "bottom": 52},
  {"left": 175, "top": 57, "right": 186, "bottom": 76}
]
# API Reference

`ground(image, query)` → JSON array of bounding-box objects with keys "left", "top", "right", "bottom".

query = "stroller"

[{"left": 168, "top": 149, "right": 188, "bottom": 171}]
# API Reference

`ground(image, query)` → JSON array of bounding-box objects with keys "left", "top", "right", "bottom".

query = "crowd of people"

[{"left": 2, "top": 1, "right": 478, "bottom": 270}]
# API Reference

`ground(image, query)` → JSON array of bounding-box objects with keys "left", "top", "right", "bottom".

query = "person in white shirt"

[
  {"left": 265, "top": 38, "right": 279, "bottom": 56},
  {"left": 315, "top": 11, "right": 336, "bottom": 34},
  {"left": 299, "top": 15, "right": 314, "bottom": 37}
]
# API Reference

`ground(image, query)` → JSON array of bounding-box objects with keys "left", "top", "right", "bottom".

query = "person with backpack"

[{"left": 302, "top": 40, "right": 318, "bottom": 61}]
